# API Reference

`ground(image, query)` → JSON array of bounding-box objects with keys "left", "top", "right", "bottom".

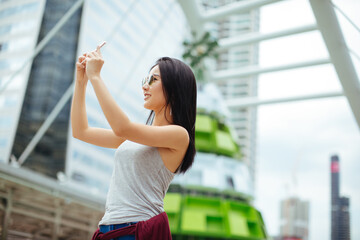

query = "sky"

[{"left": 253, "top": 0, "right": 360, "bottom": 239}]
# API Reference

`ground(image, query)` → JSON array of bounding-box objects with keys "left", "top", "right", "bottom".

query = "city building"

[
  {"left": 339, "top": 197, "right": 350, "bottom": 240},
  {"left": 331, "top": 154, "right": 351, "bottom": 240},
  {"left": 164, "top": 83, "right": 267, "bottom": 239},
  {"left": 0, "top": 0, "right": 46, "bottom": 163},
  {"left": 279, "top": 197, "right": 309, "bottom": 240},
  {"left": 199, "top": 0, "right": 260, "bottom": 190},
  {"left": 11, "top": 0, "right": 82, "bottom": 178}
]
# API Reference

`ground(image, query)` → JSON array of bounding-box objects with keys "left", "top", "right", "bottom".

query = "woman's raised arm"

[
  {"left": 70, "top": 54, "right": 125, "bottom": 149},
  {"left": 85, "top": 49, "right": 189, "bottom": 152}
]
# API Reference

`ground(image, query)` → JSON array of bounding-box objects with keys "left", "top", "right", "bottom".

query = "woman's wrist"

[
  {"left": 89, "top": 75, "right": 102, "bottom": 83},
  {"left": 75, "top": 79, "right": 88, "bottom": 88}
]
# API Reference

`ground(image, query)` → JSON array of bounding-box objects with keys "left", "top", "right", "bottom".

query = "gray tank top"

[{"left": 99, "top": 140, "right": 175, "bottom": 226}]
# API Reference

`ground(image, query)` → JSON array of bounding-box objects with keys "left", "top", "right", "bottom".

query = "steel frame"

[{"left": 177, "top": 0, "right": 360, "bottom": 129}]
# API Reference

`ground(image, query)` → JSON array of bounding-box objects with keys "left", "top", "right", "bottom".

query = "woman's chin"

[{"left": 143, "top": 102, "right": 151, "bottom": 110}]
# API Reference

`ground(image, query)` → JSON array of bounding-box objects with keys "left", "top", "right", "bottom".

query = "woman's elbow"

[
  {"left": 72, "top": 127, "right": 85, "bottom": 140},
  {"left": 72, "top": 130, "right": 81, "bottom": 139},
  {"left": 113, "top": 125, "right": 130, "bottom": 138},
  {"left": 113, "top": 127, "right": 124, "bottom": 137}
]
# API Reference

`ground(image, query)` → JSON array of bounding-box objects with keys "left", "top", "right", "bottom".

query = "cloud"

[
  {"left": 255, "top": 1, "right": 360, "bottom": 239},
  {"left": 255, "top": 96, "right": 360, "bottom": 239}
]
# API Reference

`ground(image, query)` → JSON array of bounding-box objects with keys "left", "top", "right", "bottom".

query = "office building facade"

[
  {"left": 11, "top": 0, "right": 82, "bottom": 178},
  {"left": 279, "top": 197, "right": 309, "bottom": 240},
  {"left": 200, "top": 0, "right": 259, "bottom": 188},
  {"left": 0, "top": 0, "right": 46, "bottom": 163},
  {"left": 331, "top": 155, "right": 351, "bottom": 240}
]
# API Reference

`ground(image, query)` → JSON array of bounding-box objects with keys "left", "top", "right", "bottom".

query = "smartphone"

[
  {"left": 81, "top": 41, "right": 106, "bottom": 65},
  {"left": 98, "top": 41, "right": 106, "bottom": 49}
]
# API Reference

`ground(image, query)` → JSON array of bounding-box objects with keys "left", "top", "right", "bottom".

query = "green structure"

[
  {"left": 164, "top": 108, "right": 268, "bottom": 239},
  {"left": 164, "top": 191, "right": 267, "bottom": 239},
  {"left": 195, "top": 113, "right": 240, "bottom": 158},
  {"left": 165, "top": 22, "right": 267, "bottom": 240}
]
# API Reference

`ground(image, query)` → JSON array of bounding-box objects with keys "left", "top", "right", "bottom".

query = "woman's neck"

[{"left": 153, "top": 106, "right": 173, "bottom": 126}]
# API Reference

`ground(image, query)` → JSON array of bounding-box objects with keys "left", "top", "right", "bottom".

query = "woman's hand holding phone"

[
  {"left": 75, "top": 53, "right": 88, "bottom": 85},
  {"left": 75, "top": 41, "right": 106, "bottom": 84},
  {"left": 85, "top": 41, "right": 106, "bottom": 80}
]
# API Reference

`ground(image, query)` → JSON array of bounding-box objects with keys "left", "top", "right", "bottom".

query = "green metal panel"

[
  {"left": 195, "top": 115, "right": 214, "bottom": 133},
  {"left": 182, "top": 196, "right": 226, "bottom": 237},
  {"left": 195, "top": 115, "right": 217, "bottom": 152},
  {"left": 215, "top": 130, "right": 237, "bottom": 156},
  {"left": 164, "top": 193, "right": 182, "bottom": 233},
  {"left": 228, "top": 212, "right": 249, "bottom": 236},
  {"left": 225, "top": 201, "right": 266, "bottom": 239},
  {"left": 164, "top": 193, "right": 182, "bottom": 213},
  {"left": 164, "top": 193, "right": 268, "bottom": 239},
  {"left": 182, "top": 210, "right": 207, "bottom": 232},
  {"left": 195, "top": 113, "right": 241, "bottom": 158}
]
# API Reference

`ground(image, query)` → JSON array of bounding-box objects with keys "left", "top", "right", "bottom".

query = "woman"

[{"left": 71, "top": 43, "right": 197, "bottom": 240}]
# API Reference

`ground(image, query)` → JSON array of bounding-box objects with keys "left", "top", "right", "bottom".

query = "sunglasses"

[{"left": 142, "top": 74, "right": 158, "bottom": 86}]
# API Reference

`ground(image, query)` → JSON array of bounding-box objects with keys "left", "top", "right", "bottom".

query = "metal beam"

[
  {"left": 52, "top": 200, "right": 61, "bottom": 240},
  {"left": 17, "top": 83, "right": 74, "bottom": 166},
  {"left": 218, "top": 24, "right": 317, "bottom": 51},
  {"left": 309, "top": 0, "right": 360, "bottom": 130},
  {"left": 1, "top": 189, "right": 12, "bottom": 240},
  {"left": 10, "top": 207, "right": 92, "bottom": 232},
  {"left": 202, "top": 0, "right": 283, "bottom": 22},
  {"left": 15, "top": 0, "right": 143, "bottom": 167},
  {"left": 0, "top": 0, "right": 84, "bottom": 95},
  {"left": 176, "top": 0, "right": 204, "bottom": 35},
  {"left": 0, "top": 162, "right": 105, "bottom": 209},
  {"left": 226, "top": 91, "right": 344, "bottom": 108},
  {"left": 211, "top": 58, "right": 330, "bottom": 81}
]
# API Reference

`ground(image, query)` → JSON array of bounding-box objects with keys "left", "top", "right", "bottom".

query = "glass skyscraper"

[
  {"left": 0, "top": 0, "right": 46, "bottom": 163},
  {"left": 331, "top": 155, "right": 351, "bottom": 240},
  {"left": 11, "top": 0, "right": 82, "bottom": 178}
]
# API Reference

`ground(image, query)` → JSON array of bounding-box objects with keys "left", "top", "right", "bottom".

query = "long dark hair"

[{"left": 146, "top": 57, "right": 197, "bottom": 174}]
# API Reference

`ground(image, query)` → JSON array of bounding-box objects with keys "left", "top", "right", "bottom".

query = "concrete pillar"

[{"left": 1, "top": 189, "right": 12, "bottom": 240}]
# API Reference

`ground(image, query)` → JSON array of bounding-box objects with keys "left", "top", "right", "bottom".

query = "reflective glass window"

[
  {"left": 0, "top": 137, "right": 7, "bottom": 147},
  {"left": 0, "top": 116, "right": 12, "bottom": 127},
  {"left": 0, "top": 1, "right": 39, "bottom": 20}
]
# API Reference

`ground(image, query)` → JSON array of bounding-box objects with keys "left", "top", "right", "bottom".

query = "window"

[{"left": 226, "top": 175, "right": 235, "bottom": 189}]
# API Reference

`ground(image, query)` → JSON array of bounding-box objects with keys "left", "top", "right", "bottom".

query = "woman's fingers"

[
  {"left": 97, "top": 41, "right": 106, "bottom": 49},
  {"left": 78, "top": 54, "right": 88, "bottom": 68},
  {"left": 78, "top": 55, "right": 85, "bottom": 62},
  {"left": 95, "top": 46, "right": 103, "bottom": 57},
  {"left": 96, "top": 41, "right": 105, "bottom": 56},
  {"left": 87, "top": 51, "right": 103, "bottom": 60},
  {"left": 78, "top": 41, "right": 104, "bottom": 66},
  {"left": 88, "top": 52, "right": 95, "bottom": 58}
]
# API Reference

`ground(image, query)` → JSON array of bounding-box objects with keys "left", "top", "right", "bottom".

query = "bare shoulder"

[
  {"left": 166, "top": 125, "right": 189, "bottom": 146},
  {"left": 121, "top": 122, "right": 189, "bottom": 151},
  {"left": 157, "top": 125, "right": 189, "bottom": 173}
]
